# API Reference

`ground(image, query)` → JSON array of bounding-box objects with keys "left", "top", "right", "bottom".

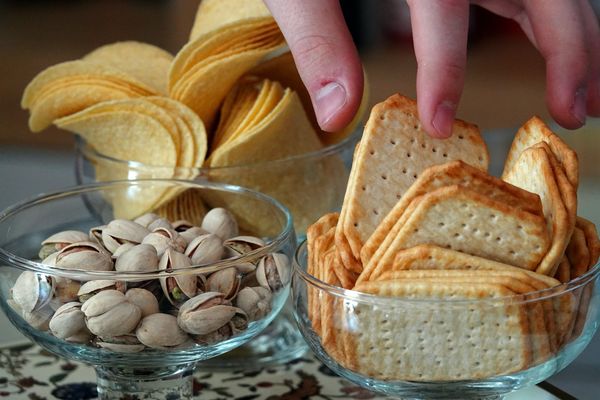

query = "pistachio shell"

[
  {"left": 86, "top": 301, "right": 141, "bottom": 337},
  {"left": 142, "top": 227, "right": 186, "bottom": 256},
  {"left": 49, "top": 302, "right": 86, "bottom": 339},
  {"left": 134, "top": 213, "right": 160, "bottom": 228},
  {"left": 185, "top": 234, "right": 223, "bottom": 265},
  {"left": 89, "top": 225, "right": 105, "bottom": 245},
  {"left": 22, "top": 307, "right": 53, "bottom": 330},
  {"left": 256, "top": 253, "right": 290, "bottom": 291},
  {"left": 115, "top": 244, "right": 158, "bottom": 273},
  {"left": 11, "top": 272, "right": 53, "bottom": 313},
  {"left": 235, "top": 286, "right": 272, "bottom": 320},
  {"left": 179, "top": 227, "right": 209, "bottom": 245},
  {"left": 53, "top": 277, "right": 81, "bottom": 304},
  {"left": 201, "top": 208, "right": 238, "bottom": 240},
  {"left": 81, "top": 289, "right": 127, "bottom": 317},
  {"left": 125, "top": 288, "right": 159, "bottom": 317},
  {"left": 206, "top": 268, "right": 240, "bottom": 300},
  {"left": 55, "top": 242, "right": 113, "bottom": 272},
  {"left": 193, "top": 324, "right": 232, "bottom": 345},
  {"left": 98, "top": 342, "right": 145, "bottom": 353},
  {"left": 39, "top": 230, "right": 89, "bottom": 259},
  {"left": 147, "top": 217, "right": 172, "bottom": 231},
  {"left": 102, "top": 219, "right": 149, "bottom": 253},
  {"left": 78, "top": 280, "right": 126, "bottom": 302},
  {"left": 41, "top": 252, "right": 58, "bottom": 266},
  {"left": 177, "top": 292, "right": 236, "bottom": 335},
  {"left": 159, "top": 249, "right": 196, "bottom": 306},
  {"left": 136, "top": 313, "right": 188, "bottom": 349},
  {"left": 112, "top": 243, "right": 135, "bottom": 259}
]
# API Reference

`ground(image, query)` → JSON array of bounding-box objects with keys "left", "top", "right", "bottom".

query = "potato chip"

[
  {"left": 153, "top": 189, "right": 208, "bottom": 226},
  {"left": 83, "top": 41, "right": 173, "bottom": 94}
]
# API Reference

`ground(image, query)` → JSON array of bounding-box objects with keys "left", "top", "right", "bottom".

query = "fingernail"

[
  {"left": 432, "top": 101, "right": 456, "bottom": 138},
  {"left": 315, "top": 82, "right": 347, "bottom": 127},
  {"left": 571, "top": 87, "right": 587, "bottom": 125}
]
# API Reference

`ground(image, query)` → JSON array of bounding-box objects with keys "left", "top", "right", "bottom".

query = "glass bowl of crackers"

[
  {"left": 291, "top": 94, "right": 600, "bottom": 399},
  {"left": 0, "top": 179, "right": 296, "bottom": 399}
]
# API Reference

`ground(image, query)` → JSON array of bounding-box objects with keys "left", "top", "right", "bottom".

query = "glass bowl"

[
  {"left": 74, "top": 130, "right": 359, "bottom": 241},
  {"left": 0, "top": 180, "right": 296, "bottom": 399},
  {"left": 292, "top": 240, "right": 600, "bottom": 399}
]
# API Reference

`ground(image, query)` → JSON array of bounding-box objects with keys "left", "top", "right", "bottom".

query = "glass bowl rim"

[
  {"left": 293, "top": 239, "right": 600, "bottom": 305},
  {"left": 76, "top": 126, "right": 361, "bottom": 171},
  {"left": 0, "top": 179, "right": 295, "bottom": 280}
]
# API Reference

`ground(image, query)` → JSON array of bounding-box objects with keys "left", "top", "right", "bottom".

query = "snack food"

[{"left": 306, "top": 93, "right": 598, "bottom": 382}]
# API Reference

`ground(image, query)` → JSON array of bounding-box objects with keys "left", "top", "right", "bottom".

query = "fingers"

[
  {"left": 523, "top": 0, "right": 591, "bottom": 128},
  {"left": 578, "top": 0, "right": 600, "bottom": 116},
  {"left": 263, "top": 0, "right": 363, "bottom": 132},
  {"left": 407, "top": 0, "right": 470, "bottom": 138}
]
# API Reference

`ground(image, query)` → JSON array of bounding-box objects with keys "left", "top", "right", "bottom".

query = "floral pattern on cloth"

[{"left": 0, "top": 342, "right": 382, "bottom": 399}]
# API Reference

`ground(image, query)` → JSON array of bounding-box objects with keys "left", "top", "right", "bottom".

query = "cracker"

[
  {"left": 576, "top": 216, "right": 600, "bottom": 269},
  {"left": 346, "top": 281, "right": 531, "bottom": 380},
  {"left": 566, "top": 227, "right": 590, "bottom": 279},
  {"left": 361, "top": 160, "right": 544, "bottom": 265},
  {"left": 331, "top": 247, "right": 359, "bottom": 289},
  {"left": 555, "top": 256, "right": 571, "bottom": 284},
  {"left": 340, "top": 94, "right": 488, "bottom": 263},
  {"left": 502, "top": 116, "right": 579, "bottom": 189},
  {"left": 320, "top": 249, "right": 344, "bottom": 361},
  {"left": 503, "top": 146, "right": 570, "bottom": 276},
  {"left": 372, "top": 185, "right": 550, "bottom": 275}
]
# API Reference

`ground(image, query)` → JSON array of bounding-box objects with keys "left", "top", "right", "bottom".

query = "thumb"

[{"left": 263, "top": 0, "right": 363, "bottom": 132}]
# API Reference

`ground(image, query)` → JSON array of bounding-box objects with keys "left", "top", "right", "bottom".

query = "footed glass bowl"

[
  {"left": 0, "top": 180, "right": 296, "bottom": 400},
  {"left": 292, "top": 241, "right": 600, "bottom": 399}
]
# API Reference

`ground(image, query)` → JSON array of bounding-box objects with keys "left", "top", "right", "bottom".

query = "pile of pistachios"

[{"left": 8, "top": 208, "right": 290, "bottom": 352}]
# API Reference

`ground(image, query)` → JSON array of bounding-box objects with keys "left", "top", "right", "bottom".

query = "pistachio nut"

[
  {"left": 78, "top": 280, "right": 126, "bottom": 303},
  {"left": 39, "top": 230, "right": 89, "bottom": 259},
  {"left": 205, "top": 268, "right": 240, "bottom": 300},
  {"left": 177, "top": 292, "right": 236, "bottom": 335},
  {"left": 179, "top": 227, "right": 208, "bottom": 246},
  {"left": 55, "top": 241, "right": 113, "bottom": 272},
  {"left": 11, "top": 271, "right": 53, "bottom": 313},
  {"left": 256, "top": 253, "right": 290, "bottom": 292},
  {"left": 101, "top": 219, "right": 149, "bottom": 253},
  {"left": 49, "top": 302, "right": 86, "bottom": 339},
  {"left": 147, "top": 217, "right": 172, "bottom": 232},
  {"left": 235, "top": 286, "right": 272, "bottom": 321},
  {"left": 111, "top": 243, "right": 135, "bottom": 260},
  {"left": 193, "top": 324, "right": 232, "bottom": 345},
  {"left": 115, "top": 244, "right": 158, "bottom": 273},
  {"left": 141, "top": 227, "right": 186, "bottom": 256},
  {"left": 224, "top": 236, "right": 265, "bottom": 273},
  {"left": 184, "top": 234, "right": 223, "bottom": 265},
  {"left": 159, "top": 248, "right": 196, "bottom": 306},
  {"left": 97, "top": 333, "right": 145, "bottom": 353},
  {"left": 81, "top": 289, "right": 141, "bottom": 337},
  {"left": 134, "top": 213, "right": 160, "bottom": 229},
  {"left": 125, "top": 288, "right": 159, "bottom": 317},
  {"left": 201, "top": 208, "right": 238, "bottom": 240},
  {"left": 136, "top": 313, "right": 188, "bottom": 349},
  {"left": 52, "top": 277, "right": 81, "bottom": 304}
]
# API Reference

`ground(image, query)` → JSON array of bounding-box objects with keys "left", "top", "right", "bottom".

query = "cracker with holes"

[
  {"left": 366, "top": 185, "right": 549, "bottom": 282},
  {"left": 336, "top": 94, "right": 489, "bottom": 273},
  {"left": 343, "top": 280, "right": 531, "bottom": 380},
  {"left": 504, "top": 146, "right": 570, "bottom": 276},
  {"left": 502, "top": 116, "right": 579, "bottom": 189},
  {"left": 359, "top": 160, "right": 544, "bottom": 276}
]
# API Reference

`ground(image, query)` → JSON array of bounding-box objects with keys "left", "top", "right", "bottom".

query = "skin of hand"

[{"left": 263, "top": 0, "right": 600, "bottom": 138}]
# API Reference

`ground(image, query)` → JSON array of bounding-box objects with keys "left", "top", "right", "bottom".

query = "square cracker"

[
  {"left": 555, "top": 256, "right": 571, "bottom": 284},
  {"left": 566, "top": 227, "right": 590, "bottom": 279},
  {"left": 340, "top": 94, "right": 488, "bottom": 263},
  {"left": 503, "top": 145, "right": 570, "bottom": 276},
  {"left": 576, "top": 216, "right": 600, "bottom": 269},
  {"left": 502, "top": 116, "right": 579, "bottom": 189},
  {"left": 346, "top": 280, "right": 531, "bottom": 381},
  {"left": 372, "top": 185, "right": 550, "bottom": 276},
  {"left": 360, "top": 160, "right": 544, "bottom": 266}
]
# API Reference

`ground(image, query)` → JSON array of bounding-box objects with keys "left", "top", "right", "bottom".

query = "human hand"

[{"left": 263, "top": 0, "right": 600, "bottom": 138}]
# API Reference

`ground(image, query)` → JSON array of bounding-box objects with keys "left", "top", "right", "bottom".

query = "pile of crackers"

[{"left": 307, "top": 94, "right": 599, "bottom": 381}]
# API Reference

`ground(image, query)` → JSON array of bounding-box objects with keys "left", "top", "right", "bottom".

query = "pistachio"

[
  {"left": 81, "top": 290, "right": 141, "bottom": 337},
  {"left": 193, "top": 324, "right": 232, "bottom": 345},
  {"left": 125, "top": 288, "right": 159, "bottom": 317},
  {"left": 23, "top": 307, "right": 53, "bottom": 330},
  {"left": 235, "top": 286, "right": 272, "bottom": 321},
  {"left": 39, "top": 230, "right": 89, "bottom": 259},
  {"left": 256, "top": 253, "right": 290, "bottom": 292},
  {"left": 136, "top": 313, "right": 188, "bottom": 349},
  {"left": 97, "top": 334, "right": 145, "bottom": 353},
  {"left": 55, "top": 241, "right": 113, "bottom": 272},
  {"left": 141, "top": 227, "right": 186, "bottom": 256},
  {"left": 159, "top": 248, "right": 196, "bottom": 307},
  {"left": 101, "top": 219, "right": 149, "bottom": 253},
  {"left": 205, "top": 268, "right": 240, "bottom": 300},
  {"left": 201, "top": 208, "right": 238, "bottom": 240},
  {"left": 78, "top": 280, "right": 126, "bottom": 303},
  {"left": 179, "top": 227, "right": 209, "bottom": 246},
  {"left": 172, "top": 220, "right": 194, "bottom": 232},
  {"left": 49, "top": 302, "right": 86, "bottom": 339},
  {"left": 134, "top": 213, "right": 160, "bottom": 228},
  {"left": 184, "top": 234, "right": 223, "bottom": 265},
  {"left": 89, "top": 225, "right": 105, "bottom": 246},
  {"left": 115, "top": 244, "right": 158, "bottom": 273},
  {"left": 224, "top": 236, "right": 265, "bottom": 273},
  {"left": 66, "top": 329, "right": 93, "bottom": 344},
  {"left": 111, "top": 243, "right": 135, "bottom": 260},
  {"left": 11, "top": 271, "right": 53, "bottom": 313},
  {"left": 52, "top": 277, "right": 81, "bottom": 304},
  {"left": 229, "top": 308, "right": 249, "bottom": 333},
  {"left": 147, "top": 217, "right": 172, "bottom": 232},
  {"left": 41, "top": 252, "right": 58, "bottom": 266},
  {"left": 177, "top": 292, "right": 236, "bottom": 335}
]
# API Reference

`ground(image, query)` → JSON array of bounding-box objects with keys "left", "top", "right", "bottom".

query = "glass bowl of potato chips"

[
  {"left": 0, "top": 179, "right": 296, "bottom": 400},
  {"left": 293, "top": 240, "right": 600, "bottom": 399}
]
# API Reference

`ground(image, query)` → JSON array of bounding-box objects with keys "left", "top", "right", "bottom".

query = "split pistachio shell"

[
  {"left": 125, "top": 288, "right": 159, "bottom": 317},
  {"left": 53, "top": 277, "right": 81, "bottom": 304},
  {"left": 96, "top": 333, "right": 144, "bottom": 352},
  {"left": 177, "top": 292, "right": 236, "bottom": 335},
  {"left": 141, "top": 227, "right": 186, "bottom": 256},
  {"left": 159, "top": 248, "right": 196, "bottom": 306},
  {"left": 179, "top": 227, "right": 208, "bottom": 245},
  {"left": 89, "top": 225, "right": 105, "bottom": 246},
  {"left": 134, "top": 213, "right": 160, "bottom": 228},
  {"left": 185, "top": 234, "right": 223, "bottom": 265},
  {"left": 112, "top": 243, "right": 135, "bottom": 259},
  {"left": 235, "top": 286, "right": 272, "bottom": 321},
  {"left": 193, "top": 324, "right": 232, "bottom": 345},
  {"left": 78, "top": 280, "right": 126, "bottom": 303},
  {"left": 115, "top": 244, "right": 158, "bottom": 273},
  {"left": 55, "top": 241, "right": 113, "bottom": 271},
  {"left": 11, "top": 271, "right": 53, "bottom": 313},
  {"left": 201, "top": 208, "right": 238, "bottom": 240},
  {"left": 39, "top": 230, "right": 89, "bottom": 259},
  {"left": 42, "top": 252, "right": 59, "bottom": 266},
  {"left": 256, "top": 253, "right": 290, "bottom": 292},
  {"left": 49, "top": 302, "right": 86, "bottom": 339},
  {"left": 206, "top": 268, "right": 240, "bottom": 300},
  {"left": 224, "top": 236, "right": 265, "bottom": 273},
  {"left": 82, "top": 290, "right": 141, "bottom": 337},
  {"left": 230, "top": 308, "right": 249, "bottom": 333},
  {"left": 136, "top": 313, "right": 188, "bottom": 349},
  {"left": 147, "top": 217, "right": 172, "bottom": 231},
  {"left": 101, "top": 219, "right": 149, "bottom": 253}
]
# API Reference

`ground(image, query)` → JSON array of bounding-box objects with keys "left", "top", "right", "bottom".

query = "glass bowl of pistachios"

[{"left": 0, "top": 179, "right": 296, "bottom": 399}]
